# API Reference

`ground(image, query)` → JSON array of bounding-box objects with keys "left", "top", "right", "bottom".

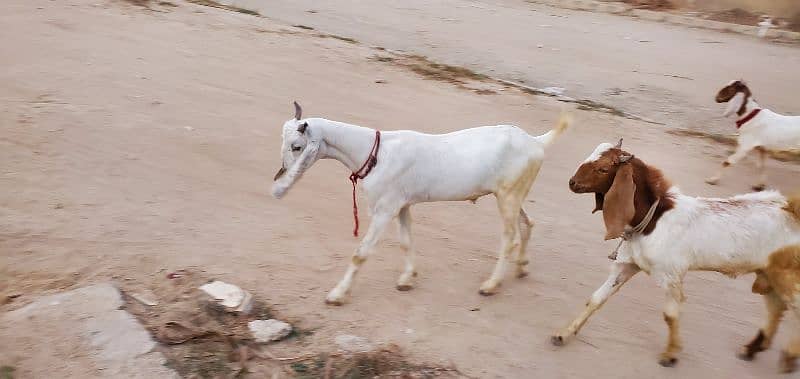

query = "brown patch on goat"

[
  {"left": 570, "top": 147, "right": 675, "bottom": 237},
  {"left": 784, "top": 193, "right": 800, "bottom": 222},
  {"left": 741, "top": 330, "right": 767, "bottom": 360}
]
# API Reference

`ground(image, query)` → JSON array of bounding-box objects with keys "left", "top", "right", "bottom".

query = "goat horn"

[
  {"left": 293, "top": 101, "right": 302, "bottom": 120},
  {"left": 615, "top": 138, "right": 623, "bottom": 149}
]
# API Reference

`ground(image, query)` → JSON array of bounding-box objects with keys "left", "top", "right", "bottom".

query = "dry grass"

[
  {"left": 667, "top": 129, "right": 800, "bottom": 162},
  {"left": 291, "top": 345, "right": 463, "bottom": 379},
  {"left": 186, "top": 0, "right": 260, "bottom": 16}
]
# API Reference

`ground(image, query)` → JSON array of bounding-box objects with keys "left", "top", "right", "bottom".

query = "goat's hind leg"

[
  {"left": 514, "top": 208, "right": 534, "bottom": 279},
  {"left": 395, "top": 205, "right": 417, "bottom": 291},
  {"left": 739, "top": 272, "right": 786, "bottom": 361},
  {"left": 479, "top": 190, "right": 524, "bottom": 296},
  {"left": 659, "top": 283, "right": 686, "bottom": 367}
]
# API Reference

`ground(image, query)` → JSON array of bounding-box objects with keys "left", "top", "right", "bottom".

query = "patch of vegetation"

[
  {"left": 0, "top": 366, "right": 15, "bottom": 379},
  {"left": 574, "top": 99, "right": 625, "bottom": 117},
  {"left": 667, "top": 129, "right": 800, "bottom": 163},
  {"left": 186, "top": 0, "right": 260, "bottom": 16},
  {"left": 403, "top": 55, "right": 488, "bottom": 84},
  {"left": 292, "top": 346, "right": 462, "bottom": 379},
  {"left": 315, "top": 33, "right": 359, "bottom": 44}
]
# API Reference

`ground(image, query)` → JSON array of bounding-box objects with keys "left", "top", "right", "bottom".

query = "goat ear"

[
  {"left": 618, "top": 153, "right": 634, "bottom": 164},
  {"left": 297, "top": 122, "right": 308, "bottom": 134},
  {"left": 615, "top": 138, "right": 623, "bottom": 149},
  {"left": 592, "top": 192, "right": 604, "bottom": 214},
  {"left": 602, "top": 164, "right": 636, "bottom": 240},
  {"left": 294, "top": 101, "right": 303, "bottom": 120},
  {"left": 723, "top": 92, "right": 745, "bottom": 117}
]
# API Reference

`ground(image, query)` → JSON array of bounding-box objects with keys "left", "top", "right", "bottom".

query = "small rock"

[
  {"left": 536, "top": 44, "right": 544, "bottom": 48},
  {"left": 184, "top": 126, "right": 194, "bottom": 131},
  {"left": 374, "top": 79, "right": 387, "bottom": 84},
  {"left": 248, "top": 319, "right": 292, "bottom": 343},
  {"left": 130, "top": 290, "right": 158, "bottom": 306},
  {"left": 541, "top": 87, "right": 565, "bottom": 96},
  {"left": 335, "top": 334, "right": 374, "bottom": 353},
  {"left": 199, "top": 281, "right": 253, "bottom": 314}
]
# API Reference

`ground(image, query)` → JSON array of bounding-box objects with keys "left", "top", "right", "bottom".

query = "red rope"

[
  {"left": 736, "top": 108, "right": 761, "bottom": 129},
  {"left": 349, "top": 130, "right": 381, "bottom": 237}
]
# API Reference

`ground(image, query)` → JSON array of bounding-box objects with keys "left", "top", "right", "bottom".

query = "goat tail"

[
  {"left": 786, "top": 192, "right": 800, "bottom": 221},
  {"left": 537, "top": 110, "right": 571, "bottom": 148}
]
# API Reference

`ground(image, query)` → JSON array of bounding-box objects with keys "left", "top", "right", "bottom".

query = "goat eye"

[
  {"left": 291, "top": 145, "right": 302, "bottom": 152},
  {"left": 598, "top": 167, "right": 608, "bottom": 174}
]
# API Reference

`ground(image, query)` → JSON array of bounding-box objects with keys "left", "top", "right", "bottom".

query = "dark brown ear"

[
  {"left": 592, "top": 192, "right": 604, "bottom": 214},
  {"left": 602, "top": 164, "right": 636, "bottom": 240}
]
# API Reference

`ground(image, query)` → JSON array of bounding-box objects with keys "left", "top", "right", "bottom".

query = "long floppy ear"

[
  {"left": 602, "top": 164, "right": 636, "bottom": 240},
  {"left": 723, "top": 92, "right": 745, "bottom": 117}
]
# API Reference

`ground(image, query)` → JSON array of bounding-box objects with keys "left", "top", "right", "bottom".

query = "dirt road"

[
  {"left": 237, "top": 0, "right": 800, "bottom": 133},
  {"left": 2, "top": 0, "right": 800, "bottom": 378}
]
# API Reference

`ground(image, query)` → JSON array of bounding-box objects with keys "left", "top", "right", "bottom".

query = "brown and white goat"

[{"left": 552, "top": 139, "right": 800, "bottom": 370}]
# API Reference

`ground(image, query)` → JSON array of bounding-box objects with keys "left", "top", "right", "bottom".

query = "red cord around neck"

[
  {"left": 348, "top": 130, "right": 381, "bottom": 237},
  {"left": 736, "top": 108, "right": 762, "bottom": 129}
]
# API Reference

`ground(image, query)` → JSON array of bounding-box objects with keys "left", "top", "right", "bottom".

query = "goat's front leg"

[
  {"left": 659, "top": 283, "right": 685, "bottom": 367},
  {"left": 753, "top": 146, "right": 768, "bottom": 191},
  {"left": 706, "top": 143, "right": 754, "bottom": 185},
  {"left": 739, "top": 280, "right": 786, "bottom": 361},
  {"left": 325, "top": 208, "right": 396, "bottom": 305},
  {"left": 395, "top": 205, "right": 417, "bottom": 291},
  {"left": 552, "top": 262, "right": 640, "bottom": 346},
  {"left": 515, "top": 208, "right": 534, "bottom": 279}
]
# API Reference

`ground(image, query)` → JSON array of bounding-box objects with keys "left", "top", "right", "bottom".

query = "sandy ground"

[
  {"left": 2, "top": 0, "right": 800, "bottom": 378},
  {"left": 236, "top": 0, "right": 800, "bottom": 134}
]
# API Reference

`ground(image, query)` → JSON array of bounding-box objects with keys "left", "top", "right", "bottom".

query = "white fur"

[
  {"left": 618, "top": 189, "right": 800, "bottom": 285},
  {"left": 584, "top": 142, "right": 614, "bottom": 163},
  {"left": 708, "top": 82, "right": 800, "bottom": 188},
  {"left": 554, "top": 158, "right": 800, "bottom": 362},
  {"left": 272, "top": 112, "right": 569, "bottom": 304}
]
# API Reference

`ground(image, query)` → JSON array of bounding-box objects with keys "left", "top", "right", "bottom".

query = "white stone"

[
  {"left": 248, "top": 319, "right": 292, "bottom": 343},
  {"left": 199, "top": 280, "right": 253, "bottom": 313},
  {"left": 335, "top": 334, "right": 374, "bottom": 353}
]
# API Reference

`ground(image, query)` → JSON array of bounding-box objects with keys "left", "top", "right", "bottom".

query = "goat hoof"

[
  {"left": 752, "top": 184, "right": 766, "bottom": 192},
  {"left": 737, "top": 349, "right": 756, "bottom": 362},
  {"left": 396, "top": 284, "right": 414, "bottom": 292},
  {"left": 551, "top": 335, "right": 566, "bottom": 346},
  {"left": 780, "top": 351, "right": 798, "bottom": 373},
  {"left": 516, "top": 271, "right": 530, "bottom": 279},
  {"left": 325, "top": 298, "right": 344, "bottom": 306},
  {"left": 478, "top": 289, "right": 497, "bottom": 296},
  {"left": 658, "top": 355, "right": 678, "bottom": 367}
]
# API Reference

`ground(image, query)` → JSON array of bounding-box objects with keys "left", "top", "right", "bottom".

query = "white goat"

[
  {"left": 272, "top": 102, "right": 569, "bottom": 305},
  {"left": 554, "top": 140, "right": 800, "bottom": 369},
  {"left": 706, "top": 80, "right": 800, "bottom": 190}
]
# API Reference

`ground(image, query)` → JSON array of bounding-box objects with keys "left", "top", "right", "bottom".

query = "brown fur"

[
  {"left": 747, "top": 245, "right": 800, "bottom": 372},
  {"left": 715, "top": 80, "right": 752, "bottom": 116},
  {"left": 570, "top": 147, "right": 675, "bottom": 238},
  {"left": 784, "top": 193, "right": 800, "bottom": 222}
]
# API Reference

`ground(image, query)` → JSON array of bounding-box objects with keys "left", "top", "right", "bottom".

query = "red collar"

[
  {"left": 348, "top": 130, "right": 381, "bottom": 237},
  {"left": 736, "top": 108, "right": 762, "bottom": 129}
]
